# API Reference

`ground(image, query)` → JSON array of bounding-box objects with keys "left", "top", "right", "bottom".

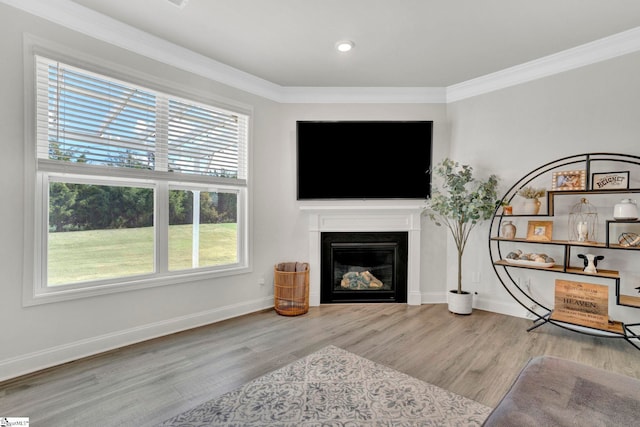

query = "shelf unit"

[{"left": 489, "top": 153, "right": 640, "bottom": 349}]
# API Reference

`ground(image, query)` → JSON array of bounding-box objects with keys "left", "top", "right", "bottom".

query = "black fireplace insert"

[{"left": 321, "top": 232, "right": 408, "bottom": 303}]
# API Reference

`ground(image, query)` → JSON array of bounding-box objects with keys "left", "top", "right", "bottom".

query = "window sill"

[{"left": 23, "top": 265, "right": 251, "bottom": 306}]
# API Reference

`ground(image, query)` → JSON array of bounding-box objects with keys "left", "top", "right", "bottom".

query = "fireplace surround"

[{"left": 300, "top": 203, "right": 424, "bottom": 306}]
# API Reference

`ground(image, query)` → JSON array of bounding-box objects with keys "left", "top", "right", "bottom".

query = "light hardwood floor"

[{"left": 1, "top": 303, "right": 639, "bottom": 426}]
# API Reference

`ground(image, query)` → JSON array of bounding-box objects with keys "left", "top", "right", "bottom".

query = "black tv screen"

[{"left": 296, "top": 120, "right": 433, "bottom": 200}]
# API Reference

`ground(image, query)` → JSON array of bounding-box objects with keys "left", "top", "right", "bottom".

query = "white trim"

[
  {"left": 420, "top": 291, "right": 446, "bottom": 305},
  {"left": 4, "top": 0, "right": 282, "bottom": 101},
  {"left": 0, "top": 296, "right": 273, "bottom": 382},
  {"left": 37, "top": 159, "right": 247, "bottom": 187},
  {"left": 280, "top": 87, "right": 447, "bottom": 104},
  {"left": 446, "top": 26, "right": 640, "bottom": 103},
  {"left": 300, "top": 202, "right": 424, "bottom": 306},
  {"left": 473, "top": 295, "right": 529, "bottom": 319},
  {"left": 4, "top": 0, "right": 640, "bottom": 104},
  {"left": 25, "top": 32, "right": 254, "bottom": 117},
  {"left": 419, "top": 292, "right": 530, "bottom": 319}
]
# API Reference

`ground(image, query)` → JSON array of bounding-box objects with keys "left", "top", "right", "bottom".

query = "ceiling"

[{"left": 64, "top": 0, "right": 640, "bottom": 89}]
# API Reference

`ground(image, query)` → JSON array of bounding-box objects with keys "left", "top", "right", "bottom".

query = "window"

[
  {"left": 48, "top": 179, "right": 155, "bottom": 285},
  {"left": 29, "top": 55, "right": 250, "bottom": 302},
  {"left": 167, "top": 187, "right": 239, "bottom": 271}
]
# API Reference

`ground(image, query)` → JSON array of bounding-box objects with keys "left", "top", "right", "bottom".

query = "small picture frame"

[
  {"left": 552, "top": 170, "right": 586, "bottom": 191},
  {"left": 527, "top": 221, "right": 553, "bottom": 241},
  {"left": 591, "top": 171, "right": 629, "bottom": 190}
]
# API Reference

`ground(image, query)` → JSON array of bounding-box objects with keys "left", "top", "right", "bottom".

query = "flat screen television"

[{"left": 296, "top": 120, "right": 433, "bottom": 200}]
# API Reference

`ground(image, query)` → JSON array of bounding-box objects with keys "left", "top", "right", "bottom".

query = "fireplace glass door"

[{"left": 321, "top": 232, "right": 407, "bottom": 303}]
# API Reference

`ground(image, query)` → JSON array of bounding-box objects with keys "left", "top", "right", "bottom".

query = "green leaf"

[{"left": 425, "top": 158, "right": 500, "bottom": 292}]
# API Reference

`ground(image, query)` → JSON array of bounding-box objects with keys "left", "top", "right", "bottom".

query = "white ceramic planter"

[{"left": 447, "top": 290, "right": 473, "bottom": 314}]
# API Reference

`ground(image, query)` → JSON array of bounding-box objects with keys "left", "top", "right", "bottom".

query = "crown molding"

[
  {"left": 447, "top": 26, "right": 640, "bottom": 103},
  {"left": 1, "top": 0, "right": 284, "bottom": 101},
  {"left": 280, "top": 86, "right": 446, "bottom": 104},
  {"left": 4, "top": 0, "right": 640, "bottom": 104}
]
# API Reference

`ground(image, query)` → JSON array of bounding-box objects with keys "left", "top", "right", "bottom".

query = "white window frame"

[{"left": 22, "top": 39, "right": 252, "bottom": 306}]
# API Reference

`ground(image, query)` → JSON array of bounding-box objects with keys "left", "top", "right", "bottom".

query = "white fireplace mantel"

[{"left": 299, "top": 202, "right": 426, "bottom": 306}]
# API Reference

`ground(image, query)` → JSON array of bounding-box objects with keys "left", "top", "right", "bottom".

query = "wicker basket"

[{"left": 274, "top": 262, "right": 309, "bottom": 316}]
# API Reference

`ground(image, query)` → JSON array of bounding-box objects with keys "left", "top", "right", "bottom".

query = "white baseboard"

[
  {"left": 473, "top": 295, "right": 529, "bottom": 319},
  {"left": 420, "top": 291, "right": 528, "bottom": 319},
  {"left": 407, "top": 291, "right": 423, "bottom": 305},
  {"left": 420, "top": 291, "right": 447, "bottom": 304},
  {"left": 0, "top": 296, "right": 274, "bottom": 383}
]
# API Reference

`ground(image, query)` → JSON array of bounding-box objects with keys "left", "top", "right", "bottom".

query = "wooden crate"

[{"left": 274, "top": 262, "right": 309, "bottom": 316}]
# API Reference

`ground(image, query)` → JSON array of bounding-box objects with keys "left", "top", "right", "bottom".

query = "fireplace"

[
  {"left": 300, "top": 202, "right": 424, "bottom": 306},
  {"left": 321, "top": 232, "right": 408, "bottom": 303}
]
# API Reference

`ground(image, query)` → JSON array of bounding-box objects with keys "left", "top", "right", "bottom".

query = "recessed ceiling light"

[{"left": 335, "top": 40, "right": 355, "bottom": 53}]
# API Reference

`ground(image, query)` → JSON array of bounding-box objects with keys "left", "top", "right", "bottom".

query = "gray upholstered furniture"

[{"left": 483, "top": 355, "right": 640, "bottom": 426}]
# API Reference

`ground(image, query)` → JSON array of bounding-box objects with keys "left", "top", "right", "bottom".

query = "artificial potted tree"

[{"left": 427, "top": 158, "right": 500, "bottom": 314}]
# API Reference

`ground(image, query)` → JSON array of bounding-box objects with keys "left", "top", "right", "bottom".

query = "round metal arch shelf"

[{"left": 488, "top": 152, "right": 640, "bottom": 348}]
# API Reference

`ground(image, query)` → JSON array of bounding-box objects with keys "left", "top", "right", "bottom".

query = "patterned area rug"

[{"left": 158, "top": 345, "right": 492, "bottom": 426}]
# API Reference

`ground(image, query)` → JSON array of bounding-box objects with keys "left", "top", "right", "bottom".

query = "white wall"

[{"left": 447, "top": 51, "right": 640, "bottom": 318}]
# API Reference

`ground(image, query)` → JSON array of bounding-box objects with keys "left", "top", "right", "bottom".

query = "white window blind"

[
  {"left": 168, "top": 99, "right": 248, "bottom": 178},
  {"left": 36, "top": 55, "right": 248, "bottom": 180}
]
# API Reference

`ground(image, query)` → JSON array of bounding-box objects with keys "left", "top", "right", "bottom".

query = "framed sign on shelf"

[{"left": 591, "top": 171, "right": 629, "bottom": 190}]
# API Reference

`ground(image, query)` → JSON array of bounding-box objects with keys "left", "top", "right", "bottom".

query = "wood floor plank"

[{"left": 1, "top": 303, "right": 638, "bottom": 426}]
